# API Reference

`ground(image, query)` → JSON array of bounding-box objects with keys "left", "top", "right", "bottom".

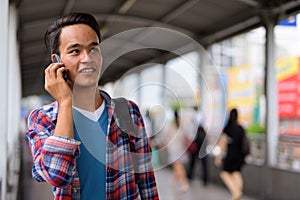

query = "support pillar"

[
  {"left": 262, "top": 11, "right": 278, "bottom": 200},
  {"left": 0, "top": 0, "right": 9, "bottom": 199}
]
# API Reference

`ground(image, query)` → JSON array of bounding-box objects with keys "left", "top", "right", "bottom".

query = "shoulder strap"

[
  {"left": 113, "top": 97, "right": 135, "bottom": 136},
  {"left": 112, "top": 97, "right": 141, "bottom": 183}
]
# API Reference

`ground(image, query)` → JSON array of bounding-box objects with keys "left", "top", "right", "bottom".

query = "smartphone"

[{"left": 53, "top": 54, "right": 68, "bottom": 81}]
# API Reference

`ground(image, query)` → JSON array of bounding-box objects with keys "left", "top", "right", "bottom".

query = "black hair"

[
  {"left": 225, "top": 108, "right": 238, "bottom": 129},
  {"left": 174, "top": 110, "right": 180, "bottom": 128},
  {"left": 44, "top": 12, "right": 101, "bottom": 55}
]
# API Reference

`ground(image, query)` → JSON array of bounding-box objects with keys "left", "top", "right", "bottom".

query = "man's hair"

[{"left": 44, "top": 12, "right": 101, "bottom": 55}]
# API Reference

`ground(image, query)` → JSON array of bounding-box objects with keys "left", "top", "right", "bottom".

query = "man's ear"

[
  {"left": 51, "top": 54, "right": 55, "bottom": 62},
  {"left": 51, "top": 54, "right": 61, "bottom": 63}
]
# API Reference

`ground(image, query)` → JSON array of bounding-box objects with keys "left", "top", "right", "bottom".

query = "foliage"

[
  {"left": 169, "top": 101, "right": 182, "bottom": 111},
  {"left": 246, "top": 123, "right": 265, "bottom": 134}
]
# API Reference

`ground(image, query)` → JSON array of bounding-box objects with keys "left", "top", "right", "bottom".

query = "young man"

[{"left": 26, "top": 12, "right": 159, "bottom": 200}]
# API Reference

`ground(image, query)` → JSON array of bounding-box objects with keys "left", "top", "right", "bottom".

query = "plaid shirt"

[{"left": 26, "top": 90, "right": 159, "bottom": 200}]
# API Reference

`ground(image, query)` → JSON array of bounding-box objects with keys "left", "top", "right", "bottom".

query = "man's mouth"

[{"left": 79, "top": 68, "right": 96, "bottom": 73}]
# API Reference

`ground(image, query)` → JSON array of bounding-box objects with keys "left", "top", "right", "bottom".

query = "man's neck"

[{"left": 72, "top": 86, "right": 103, "bottom": 112}]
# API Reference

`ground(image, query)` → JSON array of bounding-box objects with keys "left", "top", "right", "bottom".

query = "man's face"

[{"left": 57, "top": 24, "right": 102, "bottom": 88}]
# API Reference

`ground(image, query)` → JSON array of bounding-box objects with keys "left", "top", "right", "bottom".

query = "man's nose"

[{"left": 80, "top": 50, "right": 92, "bottom": 62}]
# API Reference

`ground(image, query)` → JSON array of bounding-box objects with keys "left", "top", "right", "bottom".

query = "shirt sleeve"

[
  {"left": 128, "top": 101, "right": 159, "bottom": 200},
  {"left": 26, "top": 108, "right": 81, "bottom": 188}
]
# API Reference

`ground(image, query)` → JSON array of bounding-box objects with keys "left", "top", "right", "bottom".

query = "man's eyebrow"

[
  {"left": 89, "top": 42, "right": 99, "bottom": 46},
  {"left": 66, "top": 42, "right": 99, "bottom": 50},
  {"left": 66, "top": 43, "right": 82, "bottom": 50}
]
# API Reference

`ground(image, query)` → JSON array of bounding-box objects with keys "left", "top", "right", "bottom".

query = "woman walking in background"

[
  {"left": 215, "top": 108, "right": 246, "bottom": 200},
  {"left": 165, "top": 110, "right": 189, "bottom": 192}
]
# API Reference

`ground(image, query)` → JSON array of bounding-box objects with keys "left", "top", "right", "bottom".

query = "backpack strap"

[
  {"left": 113, "top": 97, "right": 135, "bottom": 136},
  {"left": 112, "top": 97, "right": 141, "bottom": 183}
]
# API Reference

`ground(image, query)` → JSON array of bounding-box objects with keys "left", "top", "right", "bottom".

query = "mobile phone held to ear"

[{"left": 53, "top": 54, "right": 68, "bottom": 81}]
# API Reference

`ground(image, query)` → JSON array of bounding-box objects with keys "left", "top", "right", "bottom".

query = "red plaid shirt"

[{"left": 26, "top": 90, "right": 159, "bottom": 200}]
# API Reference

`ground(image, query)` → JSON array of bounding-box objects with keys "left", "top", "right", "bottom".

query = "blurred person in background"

[
  {"left": 26, "top": 12, "right": 159, "bottom": 200},
  {"left": 186, "top": 106, "right": 209, "bottom": 186},
  {"left": 214, "top": 108, "right": 246, "bottom": 200},
  {"left": 144, "top": 109, "right": 160, "bottom": 168},
  {"left": 186, "top": 124, "right": 209, "bottom": 186},
  {"left": 165, "top": 110, "right": 189, "bottom": 192}
]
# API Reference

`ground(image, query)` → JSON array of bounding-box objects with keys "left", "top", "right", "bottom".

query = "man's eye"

[
  {"left": 91, "top": 47, "right": 100, "bottom": 53},
  {"left": 70, "top": 49, "right": 80, "bottom": 54}
]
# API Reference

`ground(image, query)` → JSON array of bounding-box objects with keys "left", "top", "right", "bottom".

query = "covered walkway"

[
  {"left": 19, "top": 165, "right": 256, "bottom": 200},
  {"left": 19, "top": 138, "right": 256, "bottom": 200},
  {"left": 3, "top": 1, "right": 300, "bottom": 200}
]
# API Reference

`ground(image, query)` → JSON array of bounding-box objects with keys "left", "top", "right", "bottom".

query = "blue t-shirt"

[{"left": 73, "top": 106, "right": 108, "bottom": 199}]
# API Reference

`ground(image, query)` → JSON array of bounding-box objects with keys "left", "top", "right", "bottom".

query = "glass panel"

[
  {"left": 209, "top": 27, "right": 266, "bottom": 165},
  {"left": 275, "top": 14, "right": 300, "bottom": 171}
]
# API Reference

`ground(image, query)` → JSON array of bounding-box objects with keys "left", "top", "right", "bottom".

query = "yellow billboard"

[
  {"left": 227, "top": 65, "right": 255, "bottom": 125},
  {"left": 276, "top": 57, "right": 298, "bottom": 81}
]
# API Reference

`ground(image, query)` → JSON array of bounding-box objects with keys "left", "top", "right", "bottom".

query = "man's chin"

[{"left": 73, "top": 82, "right": 98, "bottom": 89}]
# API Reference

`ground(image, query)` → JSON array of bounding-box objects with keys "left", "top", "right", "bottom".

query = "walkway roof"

[{"left": 16, "top": 0, "right": 300, "bottom": 97}]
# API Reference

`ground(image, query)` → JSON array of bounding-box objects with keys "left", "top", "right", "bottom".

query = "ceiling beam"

[
  {"left": 92, "top": 14, "right": 198, "bottom": 39},
  {"left": 200, "top": 16, "right": 260, "bottom": 46},
  {"left": 161, "top": 0, "right": 200, "bottom": 22},
  {"left": 118, "top": 0, "right": 136, "bottom": 14},
  {"left": 235, "top": 0, "right": 260, "bottom": 7},
  {"left": 100, "top": 0, "right": 137, "bottom": 36},
  {"left": 63, "top": 0, "right": 77, "bottom": 14},
  {"left": 272, "top": 0, "right": 300, "bottom": 17},
  {"left": 22, "top": 10, "right": 262, "bottom": 47}
]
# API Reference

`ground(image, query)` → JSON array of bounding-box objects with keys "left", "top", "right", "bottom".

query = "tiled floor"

[
  {"left": 19, "top": 166, "right": 256, "bottom": 200},
  {"left": 155, "top": 168, "right": 256, "bottom": 200}
]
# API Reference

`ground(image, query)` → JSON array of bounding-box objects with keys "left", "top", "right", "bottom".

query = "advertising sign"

[
  {"left": 277, "top": 57, "right": 300, "bottom": 118},
  {"left": 227, "top": 65, "right": 255, "bottom": 125}
]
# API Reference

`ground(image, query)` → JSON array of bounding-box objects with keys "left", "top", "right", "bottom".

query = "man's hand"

[
  {"left": 45, "top": 62, "right": 74, "bottom": 138},
  {"left": 44, "top": 62, "right": 72, "bottom": 104}
]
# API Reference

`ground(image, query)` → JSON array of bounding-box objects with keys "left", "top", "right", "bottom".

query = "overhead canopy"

[{"left": 16, "top": 0, "right": 300, "bottom": 97}]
